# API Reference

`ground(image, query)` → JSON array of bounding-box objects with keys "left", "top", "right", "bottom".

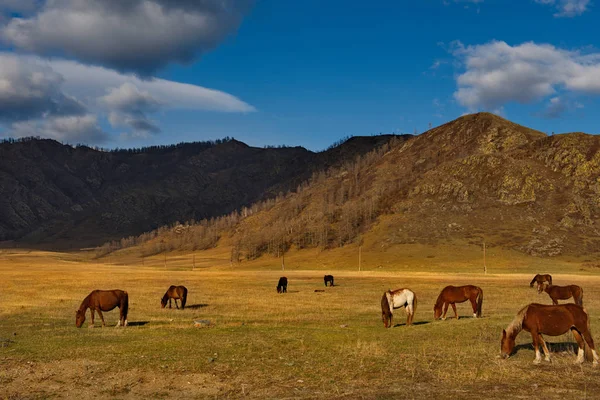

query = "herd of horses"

[
  {"left": 74, "top": 272, "right": 598, "bottom": 365},
  {"left": 379, "top": 273, "right": 598, "bottom": 365},
  {"left": 75, "top": 285, "right": 188, "bottom": 328}
]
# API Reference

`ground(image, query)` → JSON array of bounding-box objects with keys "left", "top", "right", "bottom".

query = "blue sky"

[{"left": 0, "top": 0, "right": 598, "bottom": 150}]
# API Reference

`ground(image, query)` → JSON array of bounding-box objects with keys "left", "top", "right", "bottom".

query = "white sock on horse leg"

[{"left": 576, "top": 348, "right": 585, "bottom": 363}]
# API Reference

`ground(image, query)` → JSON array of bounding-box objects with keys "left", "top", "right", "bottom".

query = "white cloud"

[
  {"left": 0, "top": 53, "right": 85, "bottom": 122},
  {"left": 46, "top": 57, "right": 256, "bottom": 113},
  {"left": 451, "top": 40, "right": 600, "bottom": 112},
  {"left": 9, "top": 114, "right": 109, "bottom": 144},
  {"left": 534, "top": 0, "right": 591, "bottom": 17},
  {"left": 0, "top": 0, "right": 252, "bottom": 74},
  {"left": 0, "top": 53, "right": 255, "bottom": 143},
  {"left": 100, "top": 83, "right": 162, "bottom": 135}
]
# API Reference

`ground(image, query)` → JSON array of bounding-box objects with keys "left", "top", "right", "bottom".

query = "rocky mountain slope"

[{"left": 177, "top": 112, "right": 598, "bottom": 259}]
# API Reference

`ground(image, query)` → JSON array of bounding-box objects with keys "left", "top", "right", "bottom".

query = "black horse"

[
  {"left": 324, "top": 275, "right": 334, "bottom": 287},
  {"left": 277, "top": 277, "right": 288, "bottom": 293}
]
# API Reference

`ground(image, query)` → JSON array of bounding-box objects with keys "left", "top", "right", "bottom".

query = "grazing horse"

[
  {"left": 541, "top": 283, "right": 583, "bottom": 306},
  {"left": 161, "top": 285, "right": 188, "bottom": 309},
  {"left": 277, "top": 277, "right": 288, "bottom": 293},
  {"left": 501, "top": 303, "right": 599, "bottom": 365},
  {"left": 76, "top": 289, "right": 128, "bottom": 328},
  {"left": 381, "top": 288, "right": 417, "bottom": 328},
  {"left": 529, "top": 274, "right": 552, "bottom": 292},
  {"left": 324, "top": 275, "right": 334, "bottom": 287},
  {"left": 433, "top": 285, "right": 483, "bottom": 320}
]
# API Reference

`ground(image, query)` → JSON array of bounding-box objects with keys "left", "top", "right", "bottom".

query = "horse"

[
  {"left": 277, "top": 277, "right": 288, "bottom": 293},
  {"left": 75, "top": 289, "right": 128, "bottom": 328},
  {"left": 500, "top": 303, "right": 599, "bottom": 365},
  {"left": 529, "top": 274, "right": 552, "bottom": 292},
  {"left": 161, "top": 285, "right": 188, "bottom": 309},
  {"left": 433, "top": 285, "right": 483, "bottom": 320},
  {"left": 541, "top": 283, "right": 583, "bottom": 306},
  {"left": 381, "top": 288, "right": 417, "bottom": 328},
  {"left": 324, "top": 275, "right": 334, "bottom": 287}
]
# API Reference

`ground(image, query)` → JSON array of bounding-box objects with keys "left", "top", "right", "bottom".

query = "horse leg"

[
  {"left": 406, "top": 305, "right": 413, "bottom": 326},
  {"left": 168, "top": 298, "right": 172, "bottom": 308},
  {"left": 451, "top": 303, "right": 458, "bottom": 320},
  {"left": 470, "top": 297, "right": 477, "bottom": 318},
  {"left": 571, "top": 329, "right": 586, "bottom": 364},
  {"left": 174, "top": 299, "right": 179, "bottom": 309},
  {"left": 97, "top": 310, "right": 106, "bottom": 327},
  {"left": 442, "top": 303, "right": 449, "bottom": 320},
  {"left": 581, "top": 329, "right": 599, "bottom": 365},
  {"left": 89, "top": 309, "right": 95, "bottom": 328},
  {"left": 538, "top": 334, "right": 551, "bottom": 362},
  {"left": 531, "top": 331, "right": 542, "bottom": 364}
]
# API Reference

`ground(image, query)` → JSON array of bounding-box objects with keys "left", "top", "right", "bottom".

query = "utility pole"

[
  {"left": 359, "top": 245, "right": 362, "bottom": 272},
  {"left": 483, "top": 242, "right": 487, "bottom": 274}
]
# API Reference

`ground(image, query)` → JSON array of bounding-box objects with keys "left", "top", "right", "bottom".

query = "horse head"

[
  {"left": 433, "top": 304, "right": 442, "bottom": 320},
  {"left": 75, "top": 309, "right": 85, "bottom": 328},
  {"left": 500, "top": 329, "right": 514, "bottom": 359}
]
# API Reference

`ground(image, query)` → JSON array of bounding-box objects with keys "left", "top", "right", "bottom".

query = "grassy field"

[{"left": 1, "top": 246, "right": 600, "bottom": 399}]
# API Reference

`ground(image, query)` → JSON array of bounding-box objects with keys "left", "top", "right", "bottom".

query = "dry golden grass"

[{"left": 1, "top": 246, "right": 600, "bottom": 399}]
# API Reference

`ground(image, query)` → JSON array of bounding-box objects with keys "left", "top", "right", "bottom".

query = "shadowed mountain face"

[{"left": 0, "top": 135, "right": 401, "bottom": 247}]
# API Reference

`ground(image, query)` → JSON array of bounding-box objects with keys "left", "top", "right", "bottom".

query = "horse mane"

[{"left": 506, "top": 304, "right": 528, "bottom": 336}]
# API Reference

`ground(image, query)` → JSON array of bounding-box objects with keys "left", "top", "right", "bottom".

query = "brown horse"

[
  {"left": 324, "top": 275, "right": 334, "bottom": 287},
  {"left": 529, "top": 274, "right": 552, "bottom": 291},
  {"left": 433, "top": 285, "right": 483, "bottom": 320},
  {"left": 161, "top": 285, "right": 188, "bottom": 309},
  {"left": 541, "top": 283, "right": 583, "bottom": 306},
  {"left": 501, "top": 303, "right": 599, "bottom": 365},
  {"left": 76, "top": 289, "right": 128, "bottom": 328}
]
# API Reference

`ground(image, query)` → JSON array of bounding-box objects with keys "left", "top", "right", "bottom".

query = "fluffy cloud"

[
  {"left": 100, "top": 83, "right": 162, "bottom": 135},
  {"left": 0, "top": 0, "right": 252, "bottom": 74},
  {"left": 451, "top": 40, "right": 600, "bottom": 111},
  {"left": 0, "top": 53, "right": 85, "bottom": 122},
  {"left": 0, "top": 53, "right": 254, "bottom": 143},
  {"left": 9, "top": 115, "right": 109, "bottom": 144},
  {"left": 534, "top": 0, "right": 590, "bottom": 17}
]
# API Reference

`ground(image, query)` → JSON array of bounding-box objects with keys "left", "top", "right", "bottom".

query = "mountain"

[
  {"left": 126, "top": 112, "right": 599, "bottom": 259},
  {"left": 0, "top": 135, "right": 400, "bottom": 247}
]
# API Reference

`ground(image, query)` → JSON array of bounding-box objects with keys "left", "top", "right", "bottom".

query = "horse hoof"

[
  {"left": 88, "top": 325, "right": 94, "bottom": 329},
  {"left": 533, "top": 359, "right": 542, "bottom": 365}
]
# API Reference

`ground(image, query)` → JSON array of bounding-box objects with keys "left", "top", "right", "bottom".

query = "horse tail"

[
  {"left": 412, "top": 291, "right": 417, "bottom": 318},
  {"left": 578, "top": 286, "right": 584, "bottom": 306},
  {"left": 476, "top": 287, "right": 483, "bottom": 318},
  {"left": 548, "top": 275, "right": 552, "bottom": 285},
  {"left": 181, "top": 287, "right": 188, "bottom": 309},
  {"left": 121, "top": 291, "right": 129, "bottom": 321}
]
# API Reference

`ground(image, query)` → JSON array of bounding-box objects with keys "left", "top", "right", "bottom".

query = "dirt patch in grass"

[{"left": 0, "top": 358, "right": 228, "bottom": 399}]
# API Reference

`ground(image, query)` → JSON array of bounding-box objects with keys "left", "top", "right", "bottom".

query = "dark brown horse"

[
  {"left": 277, "top": 277, "right": 288, "bottom": 293},
  {"left": 76, "top": 289, "right": 128, "bottom": 328},
  {"left": 433, "top": 285, "right": 483, "bottom": 320},
  {"left": 501, "top": 303, "right": 599, "bottom": 365},
  {"left": 541, "top": 283, "right": 583, "bottom": 306},
  {"left": 529, "top": 274, "right": 552, "bottom": 291},
  {"left": 324, "top": 275, "right": 334, "bottom": 287},
  {"left": 161, "top": 285, "right": 188, "bottom": 309}
]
